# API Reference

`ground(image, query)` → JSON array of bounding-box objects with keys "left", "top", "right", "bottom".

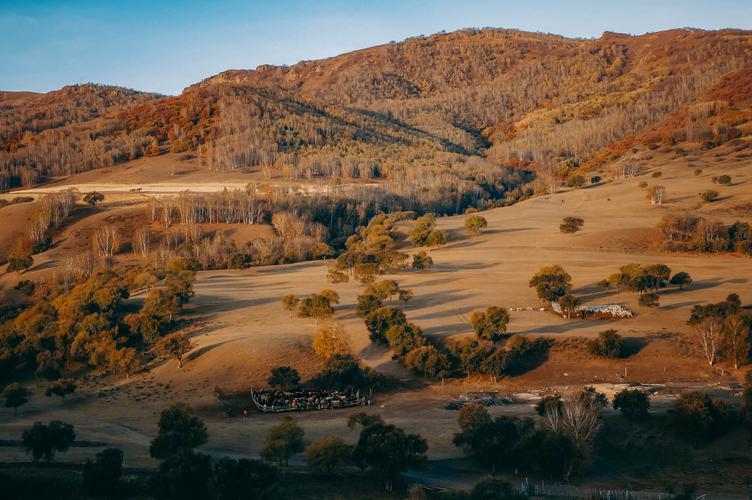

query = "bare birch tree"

[
  {"left": 694, "top": 316, "right": 724, "bottom": 366},
  {"left": 93, "top": 226, "right": 118, "bottom": 257},
  {"left": 133, "top": 227, "right": 150, "bottom": 257}
]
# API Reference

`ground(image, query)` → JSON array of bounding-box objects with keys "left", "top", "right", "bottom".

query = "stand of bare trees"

[
  {"left": 693, "top": 316, "right": 724, "bottom": 366},
  {"left": 93, "top": 226, "right": 119, "bottom": 257},
  {"left": 133, "top": 228, "right": 150, "bottom": 257}
]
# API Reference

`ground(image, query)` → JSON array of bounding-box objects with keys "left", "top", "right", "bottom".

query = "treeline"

[{"left": 659, "top": 214, "right": 752, "bottom": 255}]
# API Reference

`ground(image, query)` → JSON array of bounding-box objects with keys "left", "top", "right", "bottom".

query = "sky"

[{"left": 1, "top": 0, "right": 750, "bottom": 95}]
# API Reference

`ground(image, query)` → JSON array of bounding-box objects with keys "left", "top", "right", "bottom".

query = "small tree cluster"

[
  {"left": 410, "top": 215, "right": 447, "bottom": 247},
  {"left": 283, "top": 290, "right": 339, "bottom": 324},
  {"left": 688, "top": 294, "right": 750, "bottom": 368},
  {"left": 529, "top": 265, "right": 572, "bottom": 302},
  {"left": 412, "top": 251, "right": 433, "bottom": 271},
  {"left": 464, "top": 215, "right": 488, "bottom": 234},
  {"left": 559, "top": 216, "right": 584, "bottom": 234},
  {"left": 605, "top": 263, "right": 673, "bottom": 293}
]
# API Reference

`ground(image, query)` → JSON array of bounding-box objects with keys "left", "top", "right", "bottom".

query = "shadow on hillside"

[
  {"left": 407, "top": 289, "right": 477, "bottom": 312},
  {"left": 255, "top": 261, "right": 322, "bottom": 274},
  {"left": 661, "top": 300, "right": 703, "bottom": 310},
  {"left": 28, "top": 259, "right": 59, "bottom": 273},
  {"left": 512, "top": 318, "right": 618, "bottom": 335},
  {"left": 191, "top": 294, "right": 281, "bottom": 313},
  {"left": 412, "top": 305, "right": 477, "bottom": 322},
  {"left": 422, "top": 322, "right": 470, "bottom": 338},
  {"left": 358, "top": 342, "right": 391, "bottom": 362},
  {"left": 621, "top": 337, "right": 651, "bottom": 357},
  {"left": 186, "top": 339, "right": 239, "bottom": 363},
  {"left": 506, "top": 338, "right": 551, "bottom": 376},
  {"left": 444, "top": 238, "right": 485, "bottom": 250},
  {"left": 410, "top": 277, "right": 456, "bottom": 288},
  {"left": 433, "top": 261, "right": 497, "bottom": 273},
  {"left": 482, "top": 227, "right": 535, "bottom": 235}
]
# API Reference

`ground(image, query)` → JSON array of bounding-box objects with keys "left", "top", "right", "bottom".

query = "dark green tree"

[
  {"left": 21, "top": 421, "right": 75, "bottom": 462},
  {"left": 470, "top": 306, "right": 510, "bottom": 341},
  {"left": 267, "top": 366, "right": 300, "bottom": 391},
  {"left": 348, "top": 413, "right": 427, "bottom": 492},
  {"left": 529, "top": 265, "right": 572, "bottom": 302},
  {"left": 149, "top": 404, "right": 208, "bottom": 459},
  {"left": 613, "top": 389, "right": 650, "bottom": 419},
  {"left": 3, "top": 383, "right": 30, "bottom": 416},
  {"left": 261, "top": 416, "right": 305, "bottom": 467}
]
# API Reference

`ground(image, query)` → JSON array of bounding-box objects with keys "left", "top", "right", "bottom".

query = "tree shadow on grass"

[
  {"left": 186, "top": 339, "right": 240, "bottom": 363},
  {"left": 621, "top": 337, "right": 651, "bottom": 358},
  {"left": 506, "top": 338, "right": 552, "bottom": 377},
  {"left": 512, "top": 318, "right": 619, "bottom": 335},
  {"left": 422, "top": 322, "right": 472, "bottom": 339}
]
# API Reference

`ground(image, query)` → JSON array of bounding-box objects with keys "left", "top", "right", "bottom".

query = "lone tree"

[
  {"left": 3, "top": 383, "right": 30, "bottom": 416},
  {"left": 83, "top": 448, "right": 124, "bottom": 496},
  {"left": 465, "top": 215, "right": 488, "bottom": 234},
  {"left": 700, "top": 190, "right": 720, "bottom": 202},
  {"left": 588, "top": 330, "right": 624, "bottom": 359},
  {"left": 529, "top": 265, "right": 573, "bottom": 302},
  {"left": 558, "top": 294, "right": 581, "bottom": 319},
  {"left": 157, "top": 334, "right": 193, "bottom": 368},
  {"left": 22, "top": 421, "right": 76, "bottom": 462},
  {"left": 613, "top": 389, "right": 650, "bottom": 419},
  {"left": 267, "top": 366, "right": 300, "bottom": 391},
  {"left": 412, "top": 251, "right": 433, "bottom": 271},
  {"left": 470, "top": 306, "right": 510, "bottom": 341},
  {"left": 261, "top": 416, "right": 305, "bottom": 467},
  {"left": 305, "top": 436, "right": 353, "bottom": 473},
  {"left": 669, "top": 272, "right": 693, "bottom": 290},
  {"left": 83, "top": 191, "right": 105, "bottom": 207},
  {"left": 312, "top": 322, "right": 351, "bottom": 360},
  {"left": 149, "top": 403, "right": 208, "bottom": 459},
  {"left": 559, "top": 216, "right": 584, "bottom": 234},
  {"left": 348, "top": 413, "right": 428, "bottom": 493},
  {"left": 282, "top": 295, "right": 300, "bottom": 318}
]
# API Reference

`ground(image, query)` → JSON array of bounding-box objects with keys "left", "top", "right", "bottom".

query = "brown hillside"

[{"left": 2, "top": 28, "right": 752, "bottom": 197}]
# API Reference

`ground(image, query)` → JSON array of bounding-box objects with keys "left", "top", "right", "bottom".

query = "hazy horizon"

[{"left": 1, "top": 0, "right": 750, "bottom": 95}]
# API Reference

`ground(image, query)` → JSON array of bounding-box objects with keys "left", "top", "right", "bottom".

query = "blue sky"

[{"left": 1, "top": 0, "right": 750, "bottom": 95}]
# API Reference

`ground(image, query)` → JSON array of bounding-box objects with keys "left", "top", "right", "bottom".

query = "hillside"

[{"left": 2, "top": 28, "right": 751, "bottom": 201}]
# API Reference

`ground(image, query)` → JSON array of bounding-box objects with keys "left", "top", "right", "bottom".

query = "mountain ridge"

[{"left": 1, "top": 27, "right": 751, "bottom": 194}]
